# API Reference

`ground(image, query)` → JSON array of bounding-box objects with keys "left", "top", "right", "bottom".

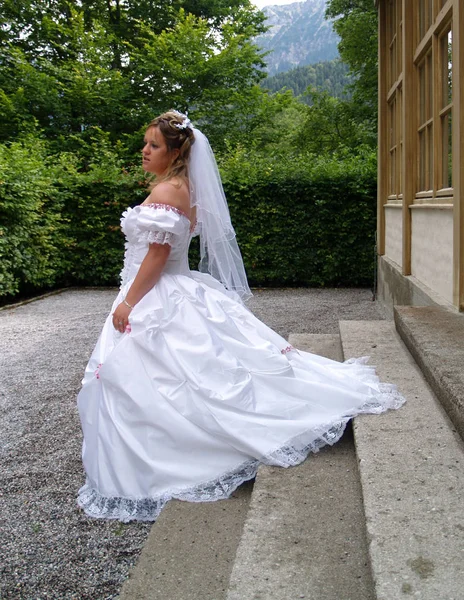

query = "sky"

[{"left": 252, "top": 0, "right": 304, "bottom": 9}]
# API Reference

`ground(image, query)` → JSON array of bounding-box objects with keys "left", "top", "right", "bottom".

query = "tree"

[
  {"left": 297, "top": 88, "right": 375, "bottom": 155},
  {"left": 262, "top": 59, "right": 353, "bottom": 101},
  {"left": 325, "top": 0, "right": 378, "bottom": 128},
  {"left": 0, "top": 1, "right": 267, "bottom": 149},
  {"left": 125, "top": 10, "right": 268, "bottom": 149}
]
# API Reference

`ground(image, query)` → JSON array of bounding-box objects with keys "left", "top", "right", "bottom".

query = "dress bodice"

[{"left": 119, "top": 204, "right": 193, "bottom": 287}]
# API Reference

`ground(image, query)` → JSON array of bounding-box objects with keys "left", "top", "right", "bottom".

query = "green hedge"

[
  {"left": 0, "top": 133, "right": 146, "bottom": 301},
  {"left": 59, "top": 157, "right": 147, "bottom": 288},
  {"left": 221, "top": 148, "right": 377, "bottom": 287},
  {"left": 0, "top": 136, "right": 67, "bottom": 298},
  {"left": 0, "top": 136, "right": 377, "bottom": 302}
]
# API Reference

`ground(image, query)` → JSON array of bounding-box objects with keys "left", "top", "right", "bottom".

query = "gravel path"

[{"left": 0, "top": 287, "right": 385, "bottom": 599}]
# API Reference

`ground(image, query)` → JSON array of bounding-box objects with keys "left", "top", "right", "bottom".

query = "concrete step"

[
  {"left": 117, "top": 481, "right": 253, "bottom": 600},
  {"left": 226, "top": 334, "right": 375, "bottom": 600},
  {"left": 339, "top": 320, "right": 464, "bottom": 600},
  {"left": 394, "top": 305, "right": 464, "bottom": 439},
  {"left": 119, "top": 333, "right": 376, "bottom": 600}
]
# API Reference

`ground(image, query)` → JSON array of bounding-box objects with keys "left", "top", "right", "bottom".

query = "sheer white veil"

[{"left": 188, "top": 128, "right": 252, "bottom": 302}]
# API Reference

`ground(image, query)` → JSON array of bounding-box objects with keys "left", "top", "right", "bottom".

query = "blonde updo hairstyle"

[{"left": 147, "top": 111, "right": 195, "bottom": 187}]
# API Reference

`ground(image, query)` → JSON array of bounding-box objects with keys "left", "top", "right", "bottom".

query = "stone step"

[
  {"left": 394, "top": 305, "right": 464, "bottom": 439},
  {"left": 339, "top": 320, "right": 464, "bottom": 600},
  {"left": 117, "top": 481, "right": 253, "bottom": 600},
  {"left": 226, "top": 333, "right": 375, "bottom": 600}
]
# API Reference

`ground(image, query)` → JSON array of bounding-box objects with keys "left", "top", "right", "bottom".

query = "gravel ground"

[{"left": 0, "top": 287, "right": 385, "bottom": 600}]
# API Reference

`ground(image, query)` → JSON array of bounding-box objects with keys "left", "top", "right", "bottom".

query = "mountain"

[{"left": 256, "top": 0, "right": 340, "bottom": 76}]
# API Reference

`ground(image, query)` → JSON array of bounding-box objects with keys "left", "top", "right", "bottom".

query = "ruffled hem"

[
  {"left": 341, "top": 355, "right": 406, "bottom": 413},
  {"left": 77, "top": 461, "right": 259, "bottom": 523},
  {"left": 261, "top": 360, "right": 404, "bottom": 468},
  {"left": 77, "top": 365, "right": 405, "bottom": 522}
]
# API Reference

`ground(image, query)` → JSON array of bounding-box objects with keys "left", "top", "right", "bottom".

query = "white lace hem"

[
  {"left": 77, "top": 460, "right": 259, "bottom": 523},
  {"left": 77, "top": 366, "right": 405, "bottom": 522}
]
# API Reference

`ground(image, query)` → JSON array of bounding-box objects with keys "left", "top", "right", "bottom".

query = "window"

[
  {"left": 382, "top": 0, "right": 454, "bottom": 204},
  {"left": 439, "top": 27, "right": 452, "bottom": 189},
  {"left": 388, "top": 96, "right": 397, "bottom": 195},
  {"left": 387, "top": 0, "right": 403, "bottom": 89},
  {"left": 413, "top": 1, "right": 453, "bottom": 199},
  {"left": 388, "top": 89, "right": 403, "bottom": 198},
  {"left": 419, "top": 0, "right": 433, "bottom": 39},
  {"left": 386, "top": 0, "right": 403, "bottom": 200},
  {"left": 417, "top": 51, "right": 433, "bottom": 192}
]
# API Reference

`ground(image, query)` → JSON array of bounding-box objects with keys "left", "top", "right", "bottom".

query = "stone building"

[{"left": 376, "top": 0, "right": 463, "bottom": 314}]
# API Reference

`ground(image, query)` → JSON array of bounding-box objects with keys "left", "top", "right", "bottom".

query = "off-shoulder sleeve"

[{"left": 135, "top": 204, "right": 190, "bottom": 246}]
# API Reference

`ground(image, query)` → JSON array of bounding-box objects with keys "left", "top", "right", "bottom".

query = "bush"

[
  {"left": 0, "top": 134, "right": 68, "bottom": 298},
  {"left": 0, "top": 134, "right": 377, "bottom": 302},
  {"left": 0, "top": 132, "right": 146, "bottom": 301},
  {"left": 58, "top": 140, "right": 147, "bottom": 288},
  {"left": 220, "top": 147, "right": 377, "bottom": 287}
]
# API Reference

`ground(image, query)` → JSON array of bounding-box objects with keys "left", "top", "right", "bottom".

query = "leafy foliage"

[
  {"left": 0, "top": 0, "right": 267, "bottom": 150},
  {"left": 325, "top": 0, "right": 378, "bottom": 127},
  {"left": 0, "top": 133, "right": 68, "bottom": 297},
  {"left": 0, "top": 128, "right": 377, "bottom": 300},
  {"left": 295, "top": 89, "right": 377, "bottom": 154},
  {"left": 58, "top": 134, "right": 147, "bottom": 287},
  {"left": 0, "top": 0, "right": 380, "bottom": 301},
  {"left": 0, "top": 129, "right": 149, "bottom": 300},
  {"left": 262, "top": 59, "right": 353, "bottom": 102},
  {"left": 221, "top": 148, "right": 377, "bottom": 287}
]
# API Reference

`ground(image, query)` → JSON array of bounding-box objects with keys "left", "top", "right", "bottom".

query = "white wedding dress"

[{"left": 77, "top": 203, "right": 405, "bottom": 522}]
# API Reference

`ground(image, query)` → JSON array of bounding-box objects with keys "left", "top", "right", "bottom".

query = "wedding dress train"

[{"left": 77, "top": 204, "right": 405, "bottom": 522}]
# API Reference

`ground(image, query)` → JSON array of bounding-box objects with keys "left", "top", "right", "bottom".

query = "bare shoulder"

[{"left": 147, "top": 179, "right": 190, "bottom": 215}]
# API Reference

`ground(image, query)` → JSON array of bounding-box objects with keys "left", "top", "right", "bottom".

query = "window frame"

[
  {"left": 412, "top": 0, "right": 454, "bottom": 204},
  {"left": 386, "top": 0, "right": 403, "bottom": 204}
]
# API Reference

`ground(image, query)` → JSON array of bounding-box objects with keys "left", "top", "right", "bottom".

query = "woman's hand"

[
  {"left": 112, "top": 302, "right": 132, "bottom": 333},
  {"left": 112, "top": 242, "right": 171, "bottom": 334}
]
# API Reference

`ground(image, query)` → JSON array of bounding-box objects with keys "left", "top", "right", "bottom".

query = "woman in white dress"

[{"left": 77, "top": 110, "right": 405, "bottom": 522}]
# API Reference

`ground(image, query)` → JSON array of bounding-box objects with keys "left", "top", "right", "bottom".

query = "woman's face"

[{"left": 142, "top": 127, "right": 178, "bottom": 176}]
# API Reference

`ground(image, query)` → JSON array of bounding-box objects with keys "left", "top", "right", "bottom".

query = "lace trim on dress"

[
  {"left": 141, "top": 203, "right": 190, "bottom": 220},
  {"left": 142, "top": 202, "right": 197, "bottom": 233},
  {"left": 77, "top": 363, "right": 405, "bottom": 522},
  {"left": 135, "top": 229, "right": 174, "bottom": 246},
  {"left": 77, "top": 460, "right": 259, "bottom": 523},
  {"left": 262, "top": 362, "right": 404, "bottom": 468}
]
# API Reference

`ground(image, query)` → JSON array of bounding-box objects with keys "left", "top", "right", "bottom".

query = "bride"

[{"left": 77, "top": 110, "right": 405, "bottom": 522}]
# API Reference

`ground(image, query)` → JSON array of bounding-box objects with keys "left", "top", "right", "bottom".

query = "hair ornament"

[{"left": 171, "top": 110, "right": 192, "bottom": 130}]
